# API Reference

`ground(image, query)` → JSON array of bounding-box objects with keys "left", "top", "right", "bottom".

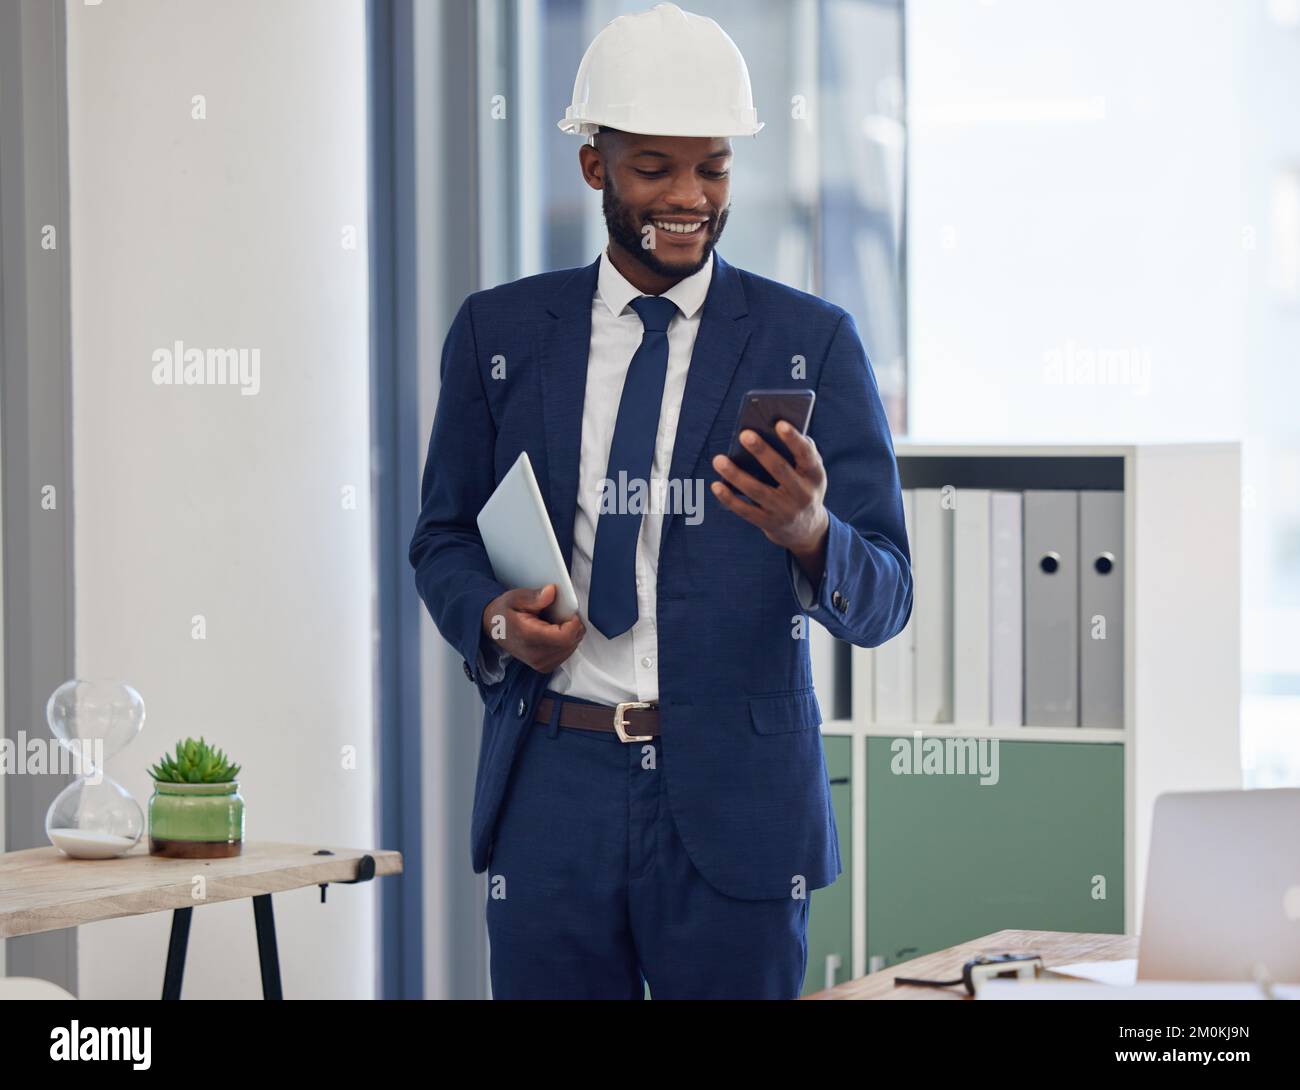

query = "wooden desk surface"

[
  {"left": 804, "top": 929, "right": 1137, "bottom": 999},
  {"left": 0, "top": 841, "right": 403, "bottom": 939}
]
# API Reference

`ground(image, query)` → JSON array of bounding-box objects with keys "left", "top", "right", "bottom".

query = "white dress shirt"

[{"left": 479, "top": 248, "right": 714, "bottom": 705}]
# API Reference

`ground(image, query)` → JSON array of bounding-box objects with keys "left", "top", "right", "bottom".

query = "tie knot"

[{"left": 630, "top": 294, "right": 678, "bottom": 334}]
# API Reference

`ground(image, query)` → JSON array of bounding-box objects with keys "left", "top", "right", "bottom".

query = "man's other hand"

[{"left": 481, "top": 584, "right": 586, "bottom": 674}]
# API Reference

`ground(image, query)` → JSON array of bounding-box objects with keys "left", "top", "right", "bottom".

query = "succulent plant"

[{"left": 148, "top": 736, "right": 241, "bottom": 784}]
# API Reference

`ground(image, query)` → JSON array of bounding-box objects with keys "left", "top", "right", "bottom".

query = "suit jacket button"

[
  {"left": 832, "top": 591, "right": 848, "bottom": 612},
  {"left": 517, "top": 698, "right": 527, "bottom": 718},
  {"left": 463, "top": 660, "right": 475, "bottom": 682}
]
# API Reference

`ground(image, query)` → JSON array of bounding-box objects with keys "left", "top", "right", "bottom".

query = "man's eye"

[
  {"left": 702, "top": 170, "right": 730, "bottom": 179},
  {"left": 634, "top": 169, "right": 667, "bottom": 178}
]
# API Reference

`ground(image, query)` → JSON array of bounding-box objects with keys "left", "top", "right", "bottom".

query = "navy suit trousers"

[{"left": 485, "top": 690, "right": 811, "bottom": 999}]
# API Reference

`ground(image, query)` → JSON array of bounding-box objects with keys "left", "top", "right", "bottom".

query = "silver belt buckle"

[{"left": 613, "top": 701, "right": 655, "bottom": 743}]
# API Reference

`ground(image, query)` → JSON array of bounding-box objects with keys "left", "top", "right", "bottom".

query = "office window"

[{"left": 476, "top": 0, "right": 907, "bottom": 427}]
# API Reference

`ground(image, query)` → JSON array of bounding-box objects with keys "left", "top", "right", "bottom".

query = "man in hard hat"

[{"left": 410, "top": 2, "right": 911, "bottom": 999}]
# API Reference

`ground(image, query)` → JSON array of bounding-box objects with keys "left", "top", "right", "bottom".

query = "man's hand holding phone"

[
  {"left": 711, "top": 420, "right": 831, "bottom": 586},
  {"left": 482, "top": 584, "right": 586, "bottom": 673}
]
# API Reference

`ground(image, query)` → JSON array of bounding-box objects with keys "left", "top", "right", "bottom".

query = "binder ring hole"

[
  {"left": 1039, "top": 551, "right": 1061, "bottom": 575},
  {"left": 1094, "top": 552, "right": 1115, "bottom": 575}
]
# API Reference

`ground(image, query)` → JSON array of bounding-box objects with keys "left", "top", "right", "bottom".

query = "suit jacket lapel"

[
  {"left": 663, "top": 251, "right": 751, "bottom": 546},
  {"left": 537, "top": 256, "right": 600, "bottom": 570}
]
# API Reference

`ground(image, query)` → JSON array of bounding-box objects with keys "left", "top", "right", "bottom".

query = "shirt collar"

[{"left": 596, "top": 246, "right": 714, "bottom": 322}]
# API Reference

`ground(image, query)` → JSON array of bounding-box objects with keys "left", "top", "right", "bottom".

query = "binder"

[
  {"left": 989, "top": 491, "right": 1024, "bottom": 727},
  {"left": 873, "top": 489, "right": 915, "bottom": 724},
  {"left": 852, "top": 642, "right": 875, "bottom": 726},
  {"left": 1079, "top": 491, "right": 1124, "bottom": 728},
  {"left": 913, "top": 487, "right": 954, "bottom": 723},
  {"left": 1023, "top": 490, "right": 1079, "bottom": 726},
  {"left": 809, "top": 621, "right": 838, "bottom": 721},
  {"left": 953, "top": 489, "right": 992, "bottom": 726},
  {"left": 832, "top": 638, "right": 852, "bottom": 720}
]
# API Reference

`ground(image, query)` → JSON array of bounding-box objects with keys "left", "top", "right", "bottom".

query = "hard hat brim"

[{"left": 557, "top": 117, "right": 764, "bottom": 138}]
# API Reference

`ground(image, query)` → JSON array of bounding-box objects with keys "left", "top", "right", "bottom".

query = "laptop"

[{"left": 1137, "top": 787, "right": 1300, "bottom": 982}]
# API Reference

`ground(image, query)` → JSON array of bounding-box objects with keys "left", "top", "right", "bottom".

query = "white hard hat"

[{"left": 558, "top": 2, "right": 763, "bottom": 138}]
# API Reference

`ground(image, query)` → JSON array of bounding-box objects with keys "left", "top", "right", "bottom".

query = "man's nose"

[{"left": 662, "top": 172, "right": 709, "bottom": 210}]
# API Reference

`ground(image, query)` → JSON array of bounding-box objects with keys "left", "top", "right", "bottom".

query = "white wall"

[
  {"left": 906, "top": 0, "right": 1248, "bottom": 443},
  {"left": 65, "top": 0, "right": 373, "bottom": 998}
]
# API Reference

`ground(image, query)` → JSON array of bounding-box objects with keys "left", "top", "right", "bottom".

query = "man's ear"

[{"left": 578, "top": 142, "right": 605, "bottom": 191}]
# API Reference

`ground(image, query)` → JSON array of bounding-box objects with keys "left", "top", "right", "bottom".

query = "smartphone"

[{"left": 723, "top": 388, "right": 816, "bottom": 491}]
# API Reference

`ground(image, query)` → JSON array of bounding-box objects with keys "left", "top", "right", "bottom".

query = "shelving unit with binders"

[{"left": 803, "top": 442, "right": 1242, "bottom": 994}]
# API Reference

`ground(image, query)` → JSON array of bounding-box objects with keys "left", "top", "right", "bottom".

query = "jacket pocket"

[
  {"left": 482, "top": 681, "right": 508, "bottom": 715},
  {"left": 749, "top": 687, "right": 823, "bottom": 735}
]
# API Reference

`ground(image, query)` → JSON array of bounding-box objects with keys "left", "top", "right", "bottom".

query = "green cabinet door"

[
  {"left": 866, "top": 738, "right": 1124, "bottom": 969},
  {"left": 802, "top": 733, "right": 854, "bottom": 995}
]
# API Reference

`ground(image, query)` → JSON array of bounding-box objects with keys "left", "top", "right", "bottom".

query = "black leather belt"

[{"left": 534, "top": 696, "right": 660, "bottom": 742}]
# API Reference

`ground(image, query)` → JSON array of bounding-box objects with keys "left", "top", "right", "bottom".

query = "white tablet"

[{"left": 476, "top": 451, "right": 580, "bottom": 623}]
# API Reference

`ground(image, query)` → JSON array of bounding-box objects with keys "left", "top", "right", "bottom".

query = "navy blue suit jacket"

[{"left": 409, "top": 251, "right": 912, "bottom": 901}]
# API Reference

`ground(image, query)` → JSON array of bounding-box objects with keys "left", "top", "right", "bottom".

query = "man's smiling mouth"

[{"left": 649, "top": 218, "right": 707, "bottom": 235}]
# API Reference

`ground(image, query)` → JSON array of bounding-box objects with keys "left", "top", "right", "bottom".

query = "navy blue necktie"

[{"left": 588, "top": 294, "right": 679, "bottom": 639}]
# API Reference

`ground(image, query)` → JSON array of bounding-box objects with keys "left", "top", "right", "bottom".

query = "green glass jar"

[{"left": 148, "top": 781, "right": 244, "bottom": 858}]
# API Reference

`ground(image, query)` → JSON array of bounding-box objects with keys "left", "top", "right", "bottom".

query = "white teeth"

[{"left": 652, "top": 220, "right": 704, "bottom": 234}]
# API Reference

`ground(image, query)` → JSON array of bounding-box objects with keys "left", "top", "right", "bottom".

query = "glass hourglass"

[{"left": 44, "top": 680, "right": 146, "bottom": 859}]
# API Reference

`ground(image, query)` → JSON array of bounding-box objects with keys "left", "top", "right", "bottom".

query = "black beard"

[{"left": 601, "top": 175, "right": 729, "bottom": 280}]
